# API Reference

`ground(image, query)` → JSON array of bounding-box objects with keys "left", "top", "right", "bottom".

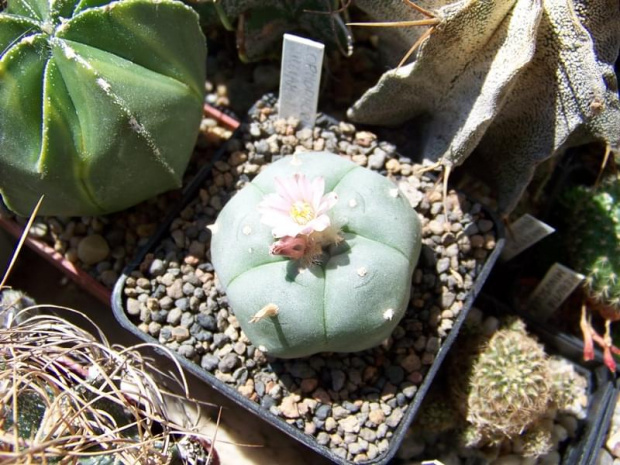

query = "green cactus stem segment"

[
  {"left": 563, "top": 179, "right": 620, "bottom": 371},
  {"left": 211, "top": 151, "right": 423, "bottom": 358},
  {"left": 0, "top": 0, "right": 206, "bottom": 216}
]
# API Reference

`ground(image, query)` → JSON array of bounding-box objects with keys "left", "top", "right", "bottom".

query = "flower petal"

[
  {"left": 296, "top": 173, "right": 313, "bottom": 203},
  {"left": 317, "top": 192, "right": 338, "bottom": 215},
  {"left": 311, "top": 176, "right": 326, "bottom": 210},
  {"left": 308, "top": 214, "right": 331, "bottom": 232},
  {"left": 272, "top": 222, "right": 305, "bottom": 238},
  {"left": 258, "top": 193, "right": 291, "bottom": 214},
  {"left": 275, "top": 176, "right": 302, "bottom": 203},
  {"left": 259, "top": 211, "right": 290, "bottom": 228}
]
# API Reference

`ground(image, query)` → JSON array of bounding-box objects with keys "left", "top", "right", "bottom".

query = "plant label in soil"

[
  {"left": 278, "top": 34, "right": 324, "bottom": 128},
  {"left": 501, "top": 213, "right": 555, "bottom": 261},
  {"left": 527, "top": 263, "right": 585, "bottom": 321}
]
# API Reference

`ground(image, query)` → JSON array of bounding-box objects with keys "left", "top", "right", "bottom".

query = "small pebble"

[{"left": 77, "top": 234, "right": 110, "bottom": 265}]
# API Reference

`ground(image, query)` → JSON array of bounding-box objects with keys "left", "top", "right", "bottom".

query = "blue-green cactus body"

[
  {"left": 211, "top": 151, "right": 422, "bottom": 358},
  {"left": 0, "top": 0, "right": 206, "bottom": 216}
]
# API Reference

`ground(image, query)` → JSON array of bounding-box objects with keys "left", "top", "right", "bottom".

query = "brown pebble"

[
  {"left": 238, "top": 380, "right": 254, "bottom": 398},
  {"left": 171, "top": 326, "right": 189, "bottom": 342},
  {"left": 280, "top": 394, "right": 301, "bottom": 419},
  {"left": 304, "top": 421, "right": 316, "bottom": 435},
  {"left": 312, "top": 388, "right": 331, "bottom": 404},
  {"left": 427, "top": 220, "right": 445, "bottom": 235},
  {"left": 368, "top": 409, "right": 385, "bottom": 426},
  {"left": 301, "top": 378, "right": 319, "bottom": 393},
  {"left": 354, "top": 131, "right": 376, "bottom": 147},
  {"left": 484, "top": 233, "right": 496, "bottom": 250},
  {"left": 470, "top": 234, "right": 485, "bottom": 248},
  {"left": 408, "top": 372, "right": 424, "bottom": 384},
  {"left": 401, "top": 354, "right": 422, "bottom": 373},
  {"left": 427, "top": 190, "right": 442, "bottom": 203},
  {"left": 385, "top": 158, "right": 401, "bottom": 173},
  {"left": 363, "top": 365, "right": 378, "bottom": 383},
  {"left": 77, "top": 234, "right": 109, "bottom": 265}
]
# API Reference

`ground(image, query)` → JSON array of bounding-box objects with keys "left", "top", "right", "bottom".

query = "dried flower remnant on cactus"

[{"left": 258, "top": 173, "right": 341, "bottom": 263}]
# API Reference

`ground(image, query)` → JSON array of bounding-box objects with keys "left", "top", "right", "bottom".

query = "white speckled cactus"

[
  {"left": 210, "top": 151, "right": 422, "bottom": 358},
  {"left": 0, "top": 0, "right": 206, "bottom": 216}
]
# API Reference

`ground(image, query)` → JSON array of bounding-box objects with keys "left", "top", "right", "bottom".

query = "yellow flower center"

[{"left": 290, "top": 201, "right": 314, "bottom": 225}]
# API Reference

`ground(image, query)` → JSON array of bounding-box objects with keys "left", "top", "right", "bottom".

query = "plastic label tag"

[
  {"left": 501, "top": 213, "right": 555, "bottom": 261},
  {"left": 527, "top": 263, "right": 585, "bottom": 321},
  {"left": 278, "top": 34, "right": 324, "bottom": 128}
]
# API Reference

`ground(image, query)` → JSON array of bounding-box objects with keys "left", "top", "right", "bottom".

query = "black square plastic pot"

[
  {"left": 112, "top": 94, "right": 506, "bottom": 464},
  {"left": 473, "top": 295, "right": 617, "bottom": 464}
]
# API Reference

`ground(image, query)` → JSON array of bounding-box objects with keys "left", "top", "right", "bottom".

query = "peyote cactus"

[
  {"left": 460, "top": 318, "right": 550, "bottom": 438},
  {"left": 0, "top": 0, "right": 206, "bottom": 216},
  {"left": 562, "top": 178, "right": 620, "bottom": 370},
  {"left": 210, "top": 151, "right": 422, "bottom": 358}
]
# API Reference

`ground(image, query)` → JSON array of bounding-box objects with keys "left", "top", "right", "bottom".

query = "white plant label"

[
  {"left": 279, "top": 34, "right": 324, "bottom": 128},
  {"left": 501, "top": 213, "right": 555, "bottom": 261},
  {"left": 527, "top": 263, "right": 585, "bottom": 321}
]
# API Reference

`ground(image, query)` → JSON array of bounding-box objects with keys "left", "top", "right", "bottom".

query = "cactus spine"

[{"left": 464, "top": 318, "right": 551, "bottom": 437}]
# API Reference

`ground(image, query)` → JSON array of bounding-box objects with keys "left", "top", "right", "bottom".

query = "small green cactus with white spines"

[
  {"left": 459, "top": 318, "right": 551, "bottom": 437},
  {"left": 410, "top": 315, "right": 589, "bottom": 460},
  {"left": 210, "top": 151, "right": 422, "bottom": 358},
  {"left": 0, "top": 0, "right": 206, "bottom": 216},
  {"left": 548, "top": 356, "right": 589, "bottom": 417}
]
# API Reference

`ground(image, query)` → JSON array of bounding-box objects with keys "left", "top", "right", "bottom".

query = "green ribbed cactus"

[
  {"left": 463, "top": 319, "right": 550, "bottom": 437},
  {"left": 0, "top": 0, "right": 206, "bottom": 216},
  {"left": 564, "top": 180, "right": 620, "bottom": 313},
  {"left": 210, "top": 151, "right": 422, "bottom": 358},
  {"left": 562, "top": 178, "right": 620, "bottom": 370}
]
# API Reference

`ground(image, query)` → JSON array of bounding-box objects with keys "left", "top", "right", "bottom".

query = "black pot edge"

[
  {"left": 475, "top": 294, "right": 617, "bottom": 464},
  {"left": 111, "top": 100, "right": 507, "bottom": 465}
]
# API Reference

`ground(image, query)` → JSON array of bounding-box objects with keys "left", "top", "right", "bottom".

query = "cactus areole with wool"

[
  {"left": 0, "top": 0, "right": 206, "bottom": 216},
  {"left": 211, "top": 151, "right": 422, "bottom": 358}
]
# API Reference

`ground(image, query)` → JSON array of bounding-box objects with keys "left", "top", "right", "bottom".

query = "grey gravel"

[{"left": 122, "top": 97, "right": 501, "bottom": 464}]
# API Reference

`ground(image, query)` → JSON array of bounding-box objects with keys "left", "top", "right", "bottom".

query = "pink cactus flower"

[{"left": 258, "top": 173, "right": 338, "bottom": 238}]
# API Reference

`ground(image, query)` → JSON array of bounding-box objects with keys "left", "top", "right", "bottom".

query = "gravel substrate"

[
  {"left": 1, "top": 105, "right": 233, "bottom": 290},
  {"left": 603, "top": 395, "right": 620, "bottom": 464},
  {"left": 121, "top": 96, "right": 501, "bottom": 463}
]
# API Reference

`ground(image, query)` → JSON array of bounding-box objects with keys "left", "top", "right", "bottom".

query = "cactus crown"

[
  {"left": 0, "top": 0, "right": 206, "bottom": 216},
  {"left": 464, "top": 318, "right": 550, "bottom": 436}
]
